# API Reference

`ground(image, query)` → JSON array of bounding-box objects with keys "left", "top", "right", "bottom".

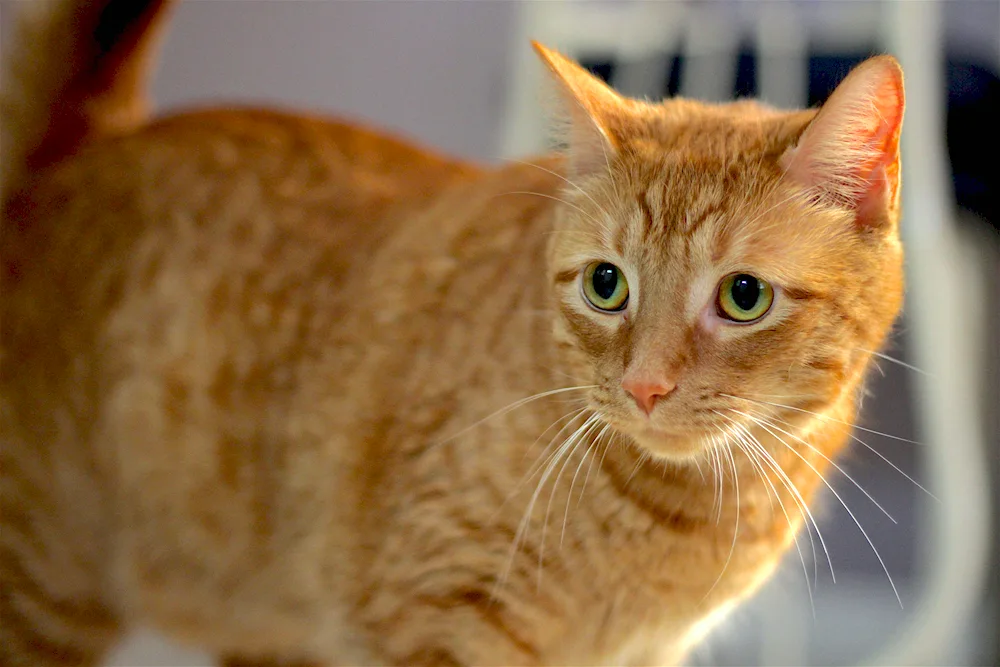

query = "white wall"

[{"left": 154, "top": 1, "right": 517, "bottom": 163}]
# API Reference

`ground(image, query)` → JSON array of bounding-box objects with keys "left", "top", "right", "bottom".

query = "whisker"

[
  {"left": 489, "top": 408, "right": 591, "bottom": 527},
  {"left": 499, "top": 412, "right": 596, "bottom": 595},
  {"left": 438, "top": 385, "right": 597, "bottom": 448},
  {"left": 708, "top": 439, "right": 725, "bottom": 524},
  {"left": 721, "top": 393, "right": 923, "bottom": 445},
  {"left": 517, "top": 411, "right": 592, "bottom": 507},
  {"left": 595, "top": 430, "right": 618, "bottom": 479},
  {"left": 728, "top": 422, "right": 773, "bottom": 513},
  {"left": 539, "top": 414, "right": 603, "bottom": 586},
  {"left": 574, "top": 422, "right": 612, "bottom": 511},
  {"left": 692, "top": 456, "right": 707, "bottom": 483},
  {"left": 856, "top": 347, "right": 932, "bottom": 377},
  {"left": 522, "top": 406, "right": 590, "bottom": 467},
  {"left": 738, "top": 420, "right": 821, "bottom": 590},
  {"left": 623, "top": 447, "right": 649, "bottom": 489},
  {"left": 498, "top": 190, "right": 607, "bottom": 231},
  {"left": 734, "top": 408, "right": 897, "bottom": 524},
  {"left": 737, "top": 410, "right": 902, "bottom": 607},
  {"left": 560, "top": 417, "right": 609, "bottom": 546},
  {"left": 702, "top": 429, "right": 741, "bottom": 602},
  {"left": 507, "top": 159, "right": 616, "bottom": 227},
  {"left": 724, "top": 417, "right": 819, "bottom": 612},
  {"left": 767, "top": 412, "right": 937, "bottom": 501},
  {"left": 715, "top": 410, "right": 833, "bottom": 584}
]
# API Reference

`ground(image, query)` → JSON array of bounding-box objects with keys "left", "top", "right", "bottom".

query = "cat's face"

[{"left": 538, "top": 46, "right": 904, "bottom": 461}]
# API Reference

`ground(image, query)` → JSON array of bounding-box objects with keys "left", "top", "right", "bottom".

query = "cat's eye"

[
  {"left": 717, "top": 273, "right": 774, "bottom": 322},
  {"left": 582, "top": 262, "right": 629, "bottom": 312}
]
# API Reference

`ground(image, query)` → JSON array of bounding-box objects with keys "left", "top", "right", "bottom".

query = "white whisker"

[
  {"left": 624, "top": 449, "right": 649, "bottom": 488},
  {"left": 539, "top": 414, "right": 603, "bottom": 586},
  {"left": 507, "top": 159, "right": 616, "bottom": 228},
  {"left": 722, "top": 416, "right": 818, "bottom": 614},
  {"left": 715, "top": 410, "right": 834, "bottom": 584},
  {"left": 499, "top": 412, "right": 597, "bottom": 595},
  {"left": 490, "top": 407, "right": 590, "bottom": 526},
  {"left": 438, "top": 385, "right": 596, "bottom": 448},
  {"left": 702, "top": 428, "right": 741, "bottom": 603},
  {"left": 734, "top": 407, "right": 897, "bottom": 524},
  {"left": 857, "top": 347, "right": 932, "bottom": 377},
  {"left": 574, "top": 421, "right": 612, "bottom": 511},
  {"left": 721, "top": 393, "right": 923, "bottom": 445},
  {"left": 737, "top": 410, "right": 902, "bottom": 607},
  {"left": 499, "top": 190, "right": 607, "bottom": 231},
  {"left": 767, "top": 412, "right": 937, "bottom": 501}
]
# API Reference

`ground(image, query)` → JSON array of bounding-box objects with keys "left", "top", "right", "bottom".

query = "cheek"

[
  {"left": 558, "top": 298, "right": 626, "bottom": 362},
  {"left": 695, "top": 320, "right": 799, "bottom": 392}
]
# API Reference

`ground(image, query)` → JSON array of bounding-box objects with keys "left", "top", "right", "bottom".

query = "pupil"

[
  {"left": 592, "top": 264, "right": 618, "bottom": 300},
  {"left": 731, "top": 275, "right": 761, "bottom": 311}
]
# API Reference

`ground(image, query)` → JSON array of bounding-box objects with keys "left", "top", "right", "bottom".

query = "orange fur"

[{"left": 1, "top": 4, "right": 904, "bottom": 666}]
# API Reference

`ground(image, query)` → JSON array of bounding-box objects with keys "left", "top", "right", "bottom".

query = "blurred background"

[{"left": 2, "top": 0, "right": 997, "bottom": 665}]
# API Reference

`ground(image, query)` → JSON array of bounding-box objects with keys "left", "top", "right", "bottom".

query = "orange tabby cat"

[{"left": 0, "top": 1, "right": 905, "bottom": 665}]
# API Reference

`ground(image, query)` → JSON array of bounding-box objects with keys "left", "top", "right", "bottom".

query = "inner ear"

[
  {"left": 532, "top": 42, "right": 626, "bottom": 178},
  {"left": 780, "top": 55, "right": 904, "bottom": 227}
]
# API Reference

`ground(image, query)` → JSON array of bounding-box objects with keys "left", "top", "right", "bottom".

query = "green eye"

[
  {"left": 583, "top": 262, "right": 629, "bottom": 312},
  {"left": 717, "top": 273, "right": 774, "bottom": 322}
]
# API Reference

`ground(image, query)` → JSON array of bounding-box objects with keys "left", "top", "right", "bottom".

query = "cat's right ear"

[
  {"left": 532, "top": 42, "right": 626, "bottom": 178},
  {"left": 780, "top": 55, "right": 905, "bottom": 228}
]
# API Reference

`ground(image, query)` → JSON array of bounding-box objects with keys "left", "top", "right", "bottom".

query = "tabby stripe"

[
  {"left": 0, "top": 591, "right": 91, "bottom": 667},
  {"left": 684, "top": 199, "right": 724, "bottom": 236},
  {"left": 1, "top": 505, "right": 51, "bottom": 559},
  {"left": 1, "top": 458, "right": 55, "bottom": 506},
  {"left": 1, "top": 553, "right": 117, "bottom": 635},
  {"left": 804, "top": 357, "right": 845, "bottom": 373},
  {"left": 221, "top": 657, "right": 319, "bottom": 667},
  {"left": 554, "top": 268, "right": 578, "bottom": 285},
  {"left": 783, "top": 285, "right": 821, "bottom": 301},
  {"left": 638, "top": 193, "right": 655, "bottom": 232},
  {"left": 484, "top": 275, "right": 527, "bottom": 354},
  {"left": 825, "top": 299, "right": 867, "bottom": 338},
  {"left": 414, "top": 589, "right": 540, "bottom": 661},
  {"left": 601, "top": 463, "right": 705, "bottom": 534},
  {"left": 396, "top": 646, "right": 463, "bottom": 667}
]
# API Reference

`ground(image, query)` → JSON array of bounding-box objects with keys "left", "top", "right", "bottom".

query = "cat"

[{"left": 0, "top": 0, "right": 906, "bottom": 665}]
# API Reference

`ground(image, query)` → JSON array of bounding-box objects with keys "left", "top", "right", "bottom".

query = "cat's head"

[{"left": 536, "top": 44, "right": 905, "bottom": 461}]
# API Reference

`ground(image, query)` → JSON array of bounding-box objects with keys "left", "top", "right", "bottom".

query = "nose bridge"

[{"left": 624, "top": 302, "right": 689, "bottom": 380}]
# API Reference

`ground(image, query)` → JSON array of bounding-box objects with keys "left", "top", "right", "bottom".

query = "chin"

[{"left": 628, "top": 426, "right": 707, "bottom": 462}]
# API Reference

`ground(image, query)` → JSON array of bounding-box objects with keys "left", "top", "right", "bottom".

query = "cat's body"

[{"left": 1, "top": 1, "right": 905, "bottom": 665}]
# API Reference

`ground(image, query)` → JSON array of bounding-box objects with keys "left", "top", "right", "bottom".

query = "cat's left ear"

[
  {"left": 781, "top": 55, "right": 904, "bottom": 228},
  {"left": 533, "top": 42, "right": 627, "bottom": 178}
]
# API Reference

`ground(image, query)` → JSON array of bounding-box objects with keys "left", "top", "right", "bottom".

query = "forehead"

[
  {"left": 553, "top": 103, "right": 823, "bottom": 279},
  {"left": 609, "top": 155, "right": 780, "bottom": 272}
]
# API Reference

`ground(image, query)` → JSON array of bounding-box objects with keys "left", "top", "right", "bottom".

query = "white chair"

[{"left": 501, "top": 2, "right": 993, "bottom": 664}]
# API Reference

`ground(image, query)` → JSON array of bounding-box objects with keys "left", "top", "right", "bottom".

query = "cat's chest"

[{"left": 546, "top": 472, "right": 778, "bottom": 662}]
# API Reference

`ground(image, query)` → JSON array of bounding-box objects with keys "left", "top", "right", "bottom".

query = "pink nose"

[{"left": 622, "top": 377, "right": 677, "bottom": 416}]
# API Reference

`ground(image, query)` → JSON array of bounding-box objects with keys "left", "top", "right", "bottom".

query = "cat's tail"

[{"left": 1, "top": 0, "right": 177, "bottom": 204}]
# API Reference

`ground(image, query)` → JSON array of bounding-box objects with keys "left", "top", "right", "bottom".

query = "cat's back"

[
  {"left": 2, "top": 106, "right": 568, "bottom": 462},
  {"left": 3, "top": 107, "right": 478, "bottom": 359}
]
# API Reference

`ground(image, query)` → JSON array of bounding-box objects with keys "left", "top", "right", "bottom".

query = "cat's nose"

[{"left": 622, "top": 376, "right": 677, "bottom": 416}]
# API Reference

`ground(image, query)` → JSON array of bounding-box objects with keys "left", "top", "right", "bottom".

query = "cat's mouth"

[{"left": 627, "top": 425, "right": 706, "bottom": 460}]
